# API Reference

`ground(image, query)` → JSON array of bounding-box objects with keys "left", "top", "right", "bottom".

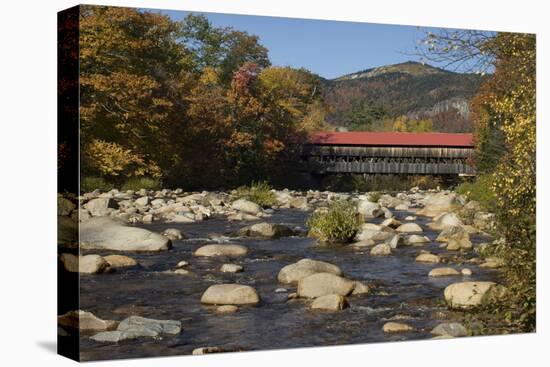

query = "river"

[{"left": 77, "top": 207, "right": 497, "bottom": 361}]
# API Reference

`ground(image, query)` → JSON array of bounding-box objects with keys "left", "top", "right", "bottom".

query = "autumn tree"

[
  {"left": 78, "top": 6, "right": 328, "bottom": 190},
  {"left": 79, "top": 5, "right": 192, "bottom": 182},
  {"left": 180, "top": 14, "right": 270, "bottom": 85},
  {"left": 419, "top": 29, "right": 536, "bottom": 332}
]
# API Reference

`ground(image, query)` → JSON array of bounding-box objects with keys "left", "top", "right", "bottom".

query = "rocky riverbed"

[{"left": 57, "top": 187, "right": 506, "bottom": 361}]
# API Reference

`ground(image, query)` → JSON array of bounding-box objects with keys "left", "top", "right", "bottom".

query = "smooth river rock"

[
  {"left": 382, "top": 322, "right": 414, "bottom": 333},
  {"left": 220, "top": 263, "right": 244, "bottom": 273},
  {"left": 91, "top": 316, "right": 181, "bottom": 342},
  {"left": 416, "top": 253, "right": 441, "bottom": 263},
  {"left": 60, "top": 253, "right": 108, "bottom": 274},
  {"left": 201, "top": 284, "right": 260, "bottom": 305},
  {"left": 444, "top": 281, "right": 499, "bottom": 309},
  {"left": 277, "top": 259, "right": 342, "bottom": 285},
  {"left": 236, "top": 222, "right": 294, "bottom": 238},
  {"left": 429, "top": 212, "right": 464, "bottom": 230},
  {"left": 357, "top": 200, "right": 382, "bottom": 218},
  {"left": 103, "top": 254, "right": 138, "bottom": 268},
  {"left": 83, "top": 197, "right": 118, "bottom": 216},
  {"left": 231, "top": 199, "right": 262, "bottom": 215},
  {"left": 387, "top": 235, "right": 404, "bottom": 249},
  {"left": 351, "top": 281, "right": 371, "bottom": 295},
  {"left": 447, "top": 237, "right": 473, "bottom": 251},
  {"left": 297, "top": 273, "right": 355, "bottom": 298},
  {"left": 80, "top": 217, "right": 171, "bottom": 252},
  {"left": 162, "top": 228, "right": 185, "bottom": 241},
  {"left": 395, "top": 223, "right": 423, "bottom": 233},
  {"left": 216, "top": 305, "right": 239, "bottom": 314},
  {"left": 417, "top": 192, "right": 457, "bottom": 217},
  {"left": 356, "top": 229, "right": 394, "bottom": 242},
  {"left": 406, "top": 234, "right": 430, "bottom": 245},
  {"left": 428, "top": 267, "right": 460, "bottom": 277},
  {"left": 194, "top": 244, "right": 248, "bottom": 257},
  {"left": 381, "top": 217, "right": 402, "bottom": 229},
  {"left": 310, "top": 294, "right": 348, "bottom": 311},
  {"left": 370, "top": 243, "right": 392, "bottom": 256},
  {"left": 436, "top": 225, "right": 468, "bottom": 242},
  {"left": 431, "top": 322, "right": 469, "bottom": 337},
  {"left": 480, "top": 257, "right": 505, "bottom": 269},
  {"left": 58, "top": 310, "right": 118, "bottom": 332}
]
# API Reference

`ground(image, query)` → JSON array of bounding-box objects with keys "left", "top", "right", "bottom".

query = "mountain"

[{"left": 323, "top": 61, "right": 487, "bottom": 132}]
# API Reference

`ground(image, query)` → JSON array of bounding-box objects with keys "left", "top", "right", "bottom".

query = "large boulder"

[
  {"left": 60, "top": 253, "right": 108, "bottom": 274},
  {"left": 231, "top": 199, "right": 262, "bottom": 215},
  {"left": 444, "top": 281, "right": 503, "bottom": 309},
  {"left": 310, "top": 294, "right": 348, "bottom": 311},
  {"left": 297, "top": 273, "right": 355, "bottom": 298},
  {"left": 278, "top": 259, "right": 342, "bottom": 285},
  {"left": 194, "top": 244, "right": 248, "bottom": 257},
  {"left": 80, "top": 217, "right": 171, "bottom": 252},
  {"left": 236, "top": 222, "right": 294, "bottom": 238},
  {"left": 429, "top": 212, "right": 464, "bottom": 230},
  {"left": 91, "top": 316, "right": 181, "bottom": 342},
  {"left": 357, "top": 200, "right": 383, "bottom": 218},
  {"left": 83, "top": 198, "right": 118, "bottom": 216},
  {"left": 395, "top": 223, "right": 423, "bottom": 233},
  {"left": 201, "top": 284, "right": 260, "bottom": 305},
  {"left": 58, "top": 310, "right": 118, "bottom": 332},
  {"left": 417, "top": 192, "right": 458, "bottom": 217}
]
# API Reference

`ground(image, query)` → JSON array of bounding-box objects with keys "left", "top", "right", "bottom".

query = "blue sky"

[{"left": 160, "top": 9, "right": 457, "bottom": 79}]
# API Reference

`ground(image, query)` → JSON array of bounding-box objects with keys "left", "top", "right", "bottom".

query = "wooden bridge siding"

[
  {"left": 318, "top": 162, "right": 475, "bottom": 175},
  {"left": 302, "top": 144, "right": 476, "bottom": 175},
  {"left": 303, "top": 145, "right": 474, "bottom": 159}
]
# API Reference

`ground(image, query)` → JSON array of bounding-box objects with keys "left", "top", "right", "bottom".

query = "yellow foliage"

[{"left": 85, "top": 139, "right": 161, "bottom": 179}]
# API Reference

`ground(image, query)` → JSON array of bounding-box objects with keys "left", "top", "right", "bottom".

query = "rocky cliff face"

[
  {"left": 408, "top": 97, "right": 471, "bottom": 120},
  {"left": 323, "top": 61, "right": 486, "bottom": 131}
]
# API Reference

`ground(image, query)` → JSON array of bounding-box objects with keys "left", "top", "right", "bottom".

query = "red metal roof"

[{"left": 310, "top": 132, "right": 474, "bottom": 147}]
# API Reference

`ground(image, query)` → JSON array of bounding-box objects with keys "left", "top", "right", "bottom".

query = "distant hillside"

[{"left": 323, "top": 61, "right": 487, "bottom": 132}]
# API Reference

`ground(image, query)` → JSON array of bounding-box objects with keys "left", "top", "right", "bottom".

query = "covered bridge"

[{"left": 302, "top": 131, "right": 475, "bottom": 175}]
